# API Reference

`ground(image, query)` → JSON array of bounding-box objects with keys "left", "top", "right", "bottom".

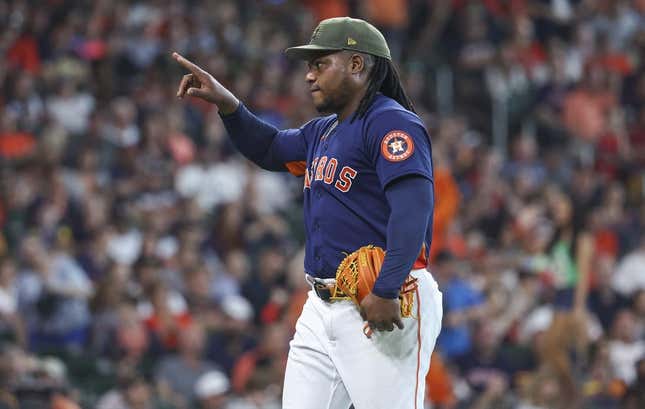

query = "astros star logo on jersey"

[
  {"left": 389, "top": 139, "right": 404, "bottom": 153},
  {"left": 381, "top": 130, "right": 414, "bottom": 162}
]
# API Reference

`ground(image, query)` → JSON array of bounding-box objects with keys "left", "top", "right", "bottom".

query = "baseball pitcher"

[{"left": 174, "top": 17, "right": 443, "bottom": 409}]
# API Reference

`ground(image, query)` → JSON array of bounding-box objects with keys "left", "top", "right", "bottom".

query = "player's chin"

[
  {"left": 310, "top": 93, "right": 321, "bottom": 106},
  {"left": 313, "top": 99, "right": 332, "bottom": 115}
]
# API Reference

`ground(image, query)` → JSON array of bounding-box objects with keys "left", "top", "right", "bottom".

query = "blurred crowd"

[{"left": 0, "top": 0, "right": 644, "bottom": 408}]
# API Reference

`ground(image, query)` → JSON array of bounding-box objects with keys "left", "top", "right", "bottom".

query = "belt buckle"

[{"left": 313, "top": 282, "right": 332, "bottom": 301}]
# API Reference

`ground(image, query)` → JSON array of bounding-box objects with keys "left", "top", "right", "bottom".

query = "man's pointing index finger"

[{"left": 172, "top": 52, "right": 204, "bottom": 76}]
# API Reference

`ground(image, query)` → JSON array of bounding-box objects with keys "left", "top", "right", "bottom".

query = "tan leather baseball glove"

[{"left": 333, "top": 245, "right": 418, "bottom": 318}]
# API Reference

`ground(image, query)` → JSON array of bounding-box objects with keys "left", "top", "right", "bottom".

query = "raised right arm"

[{"left": 173, "top": 52, "right": 307, "bottom": 172}]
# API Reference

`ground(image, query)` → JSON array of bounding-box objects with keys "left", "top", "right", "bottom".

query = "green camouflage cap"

[{"left": 285, "top": 17, "right": 391, "bottom": 61}]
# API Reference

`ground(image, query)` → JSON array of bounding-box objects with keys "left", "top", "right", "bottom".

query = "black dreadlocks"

[{"left": 353, "top": 55, "right": 415, "bottom": 121}]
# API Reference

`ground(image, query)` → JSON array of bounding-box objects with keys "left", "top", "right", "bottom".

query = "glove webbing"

[{"left": 332, "top": 252, "right": 360, "bottom": 301}]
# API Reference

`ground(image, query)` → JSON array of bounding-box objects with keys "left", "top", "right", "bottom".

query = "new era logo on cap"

[
  {"left": 311, "top": 26, "right": 321, "bottom": 41},
  {"left": 347, "top": 37, "right": 357, "bottom": 45}
]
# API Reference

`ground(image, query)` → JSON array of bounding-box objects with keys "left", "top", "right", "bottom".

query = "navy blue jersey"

[{"left": 262, "top": 94, "right": 434, "bottom": 278}]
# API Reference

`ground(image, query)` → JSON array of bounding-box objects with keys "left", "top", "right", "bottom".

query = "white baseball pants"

[{"left": 282, "top": 268, "right": 443, "bottom": 409}]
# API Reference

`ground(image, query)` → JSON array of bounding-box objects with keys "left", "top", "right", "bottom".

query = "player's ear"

[{"left": 350, "top": 54, "right": 365, "bottom": 76}]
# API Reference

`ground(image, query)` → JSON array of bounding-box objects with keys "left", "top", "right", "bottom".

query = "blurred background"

[{"left": 0, "top": 0, "right": 644, "bottom": 408}]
